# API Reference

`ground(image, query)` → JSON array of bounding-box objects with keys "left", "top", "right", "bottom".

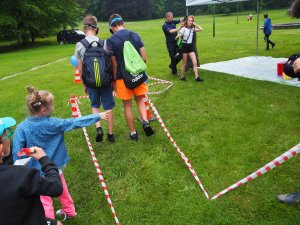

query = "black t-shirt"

[{"left": 107, "top": 29, "right": 144, "bottom": 80}]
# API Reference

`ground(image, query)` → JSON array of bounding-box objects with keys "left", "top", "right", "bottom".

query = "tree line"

[{"left": 0, "top": 0, "right": 294, "bottom": 45}]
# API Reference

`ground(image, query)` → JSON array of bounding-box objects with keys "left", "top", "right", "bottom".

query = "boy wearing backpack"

[
  {"left": 75, "top": 15, "right": 115, "bottom": 142},
  {"left": 107, "top": 14, "right": 154, "bottom": 142}
]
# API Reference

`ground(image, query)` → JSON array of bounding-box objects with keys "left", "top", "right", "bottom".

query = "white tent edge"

[{"left": 185, "top": 0, "right": 260, "bottom": 55}]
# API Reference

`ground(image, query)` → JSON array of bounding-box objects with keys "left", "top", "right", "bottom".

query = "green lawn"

[{"left": 1, "top": 9, "right": 300, "bottom": 225}]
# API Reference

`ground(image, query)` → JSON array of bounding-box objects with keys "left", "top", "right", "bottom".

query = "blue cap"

[{"left": 0, "top": 117, "right": 16, "bottom": 136}]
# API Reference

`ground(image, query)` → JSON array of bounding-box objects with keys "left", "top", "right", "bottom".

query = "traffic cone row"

[
  {"left": 71, "top": 96, "right": 79, "bottom": 118},
  {"left": 74, "top": 66, "right": 82, "bottom": 83}
]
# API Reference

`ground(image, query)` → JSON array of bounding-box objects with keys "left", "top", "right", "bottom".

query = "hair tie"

[{"left": 33, "top": 102, "right": 41, "bottom": 107}]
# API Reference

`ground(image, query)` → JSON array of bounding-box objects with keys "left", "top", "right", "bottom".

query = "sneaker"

[
  {"left": 142, "top": 121, "right": 155, "bottom": 136},
  {"left": 129, "top": 131, "right": 138, "bottom": 142},
  {"left": 276, "top": 192, "right": 300, "bottom": 204},
  {"left": 172, "top": 72, "right": 178, "bottom": 76},
  {"left": 180, "top": 77, "right": 186, "bottom": 81},
  {"left": 272, "top": 43, "right": 275, "bottom": 49},
  {"left": 107, "top": 134, "right": 115, "bottom": 142},
  {"left": 56, "top": 209, "right": 76, "bottom": 222},
  {"left": 96, "top": 127, "right": 104, "bottom": 142},
  {"left": 195, "top": 77, "right": 204, "bottom": 82}
]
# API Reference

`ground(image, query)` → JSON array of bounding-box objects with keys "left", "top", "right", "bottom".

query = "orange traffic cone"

[
  {"left": 74, "top": 66, "right": 82, "bottom": 83},
  {"left": 139, "top": 94, "right": 156, "bottom": 122},
  {"left": 71, "top": 96, "right": 79, "bottom": 118}
]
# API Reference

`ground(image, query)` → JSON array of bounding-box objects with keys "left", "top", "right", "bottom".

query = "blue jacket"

[
  {"left": 13, "top": 114, "right": 100, "bottom": 172},
  {"left": 263, "top": 18, "right": 272, "bottom": 35}
]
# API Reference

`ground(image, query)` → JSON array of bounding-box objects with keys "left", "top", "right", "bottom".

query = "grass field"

[{"left": 1, "top": 9, "right": 300, "bottom": 225}]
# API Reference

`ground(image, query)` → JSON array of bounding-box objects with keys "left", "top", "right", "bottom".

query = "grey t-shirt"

[{"left": 75, "top": 35, "right": 106, "bottom": 60}]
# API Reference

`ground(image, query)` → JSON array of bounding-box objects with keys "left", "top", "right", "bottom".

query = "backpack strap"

[
  {"left": 80, "top": 38, "right": 104, "bottom": 49},
  {"left": 80, "top": 38, "right": 90, "bottom": 49}
]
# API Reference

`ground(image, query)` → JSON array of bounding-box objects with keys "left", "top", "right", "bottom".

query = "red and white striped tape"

[
  {"left": 211, "top": 143, "right": 300, "bottom": 200},
  {"left": 70, "top": 96, "right": 120, "bottom": 225},
  {"left": 147, "top": 95, "right": 210, "bottom": 199},
  {"left": 69, "top": 76, "right": 300, "bottom": 202}
]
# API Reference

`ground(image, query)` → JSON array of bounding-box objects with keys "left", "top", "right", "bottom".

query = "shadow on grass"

[{"left": 0, "top": 39, "right": 58, "bottom": 53}]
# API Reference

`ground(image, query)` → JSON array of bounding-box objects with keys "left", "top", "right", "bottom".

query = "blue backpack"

[{"left": 81, "top": 39, "right": 112, "bottom": 88}]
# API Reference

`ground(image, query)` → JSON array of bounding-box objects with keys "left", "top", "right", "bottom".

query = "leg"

[
  {"left": 264, "top": 34, "right": 270, "bottom": 50},
  {"left": 181, "top": 53, "right": 188, "bottom": 79},
  {"left": 91, "top": 107, "right": 101, "bottom": 129},
  {"left": 40, "top": 195, "right": 55, "bottom": 219},
  {"left": 188, "top": 52, "right": 199, "bottom": 79},
  {"left": 134, "top": 94, "right": 154, "bottom": 136},
  {"left": 123, "top": 99, "right": 135, "bottom": 132},
  {"left": 167, "top": 42, "right": 179, "bottom": 75},
  {"left": 58, "top": 174, "right": 77, "bottom": 217},
  {"left": 134, "top": 95, "right": 147, "bottom": 121}
]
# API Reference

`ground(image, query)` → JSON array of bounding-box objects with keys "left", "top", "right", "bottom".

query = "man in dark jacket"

[
  {"left": 162, "top": 12, "right": 184, "bottom": 76},
  {"left": 263, "top": 13, "right": 275, "bottom": 50}
]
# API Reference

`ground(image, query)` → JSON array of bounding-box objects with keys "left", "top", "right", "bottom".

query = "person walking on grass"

[
  {"left": 107, "top": 14, "right": 154, "bottom": 142},
  {"left": 263, "top": 13, "right": 275, "bottom": 50},
  {"left": 13, "top": 86, "right": 109, "bottom": 222},
  {"left": 75, "top": 15, "right": 116, "bottom": 143},
  {"left": 0, "top": 116, "right": 63, "bottom": 225},
  {"left": 176, "top": 15, "right": 204, "bottom": 82}
]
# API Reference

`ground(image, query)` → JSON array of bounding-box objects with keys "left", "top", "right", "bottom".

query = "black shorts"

[{"left": 182, "top": 43, "right": 195, "bottom": 54}]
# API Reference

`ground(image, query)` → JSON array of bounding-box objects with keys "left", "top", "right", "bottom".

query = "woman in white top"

[{"left": 176, "top": 15, "right": 203, "bottom": 82}]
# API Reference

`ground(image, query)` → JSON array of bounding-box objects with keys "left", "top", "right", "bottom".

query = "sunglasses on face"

[{"left": 0, "top": 128, "right": 14, "bottom": 144}]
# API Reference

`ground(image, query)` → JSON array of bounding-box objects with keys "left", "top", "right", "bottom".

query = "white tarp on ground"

[{"left": 200, "top": 56, "right": 300, "bottom": 87}]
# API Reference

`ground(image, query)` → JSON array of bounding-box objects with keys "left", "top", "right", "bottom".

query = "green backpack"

[{"left": 123, "top": 32, "right": 147, "bottom": 74}]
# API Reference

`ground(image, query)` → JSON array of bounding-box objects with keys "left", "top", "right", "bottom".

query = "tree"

[{"left": 0, "top": 0, "right": 83, "bottom": 44}]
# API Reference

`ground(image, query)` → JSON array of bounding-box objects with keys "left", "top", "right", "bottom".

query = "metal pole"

[
  {"left": 186, "top": 6, "right": 189, "bottom": 16},
  {"left": 256, "top": 0, "right": 260, "bottom": 56},
  {"left": 213, "top": 4, "right": 216, "bottom": 37},
  {"left": 236, "top": 2, "right": 239, "bottom": 24}
]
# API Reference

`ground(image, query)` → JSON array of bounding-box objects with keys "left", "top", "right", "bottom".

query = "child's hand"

[
  {"left": 99, "top": 110, "right": 111, "bottom": 120},
  {"left": 28, "top": 147, "right": 46, "bottom": 160}
]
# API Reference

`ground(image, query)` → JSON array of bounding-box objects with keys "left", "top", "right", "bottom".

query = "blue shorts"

[{"left": 87, "top": 87, "right": 115, "bottom": 110}]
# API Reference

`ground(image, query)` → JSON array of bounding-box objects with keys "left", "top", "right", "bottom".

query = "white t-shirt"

[
  {"left": 75, "top": 35, "right": 106, "bottom": 60},
  {"left": 179, "top": 27, "right": 194, "bottom": 44}
]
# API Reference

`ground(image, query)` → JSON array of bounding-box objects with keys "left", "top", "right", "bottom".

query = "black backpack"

[
  {"left": 284, "top": 53, "right": 300, "bottom": 78},
  {"left": 81, "top": 39, "right": 112, "bottom": 88}
]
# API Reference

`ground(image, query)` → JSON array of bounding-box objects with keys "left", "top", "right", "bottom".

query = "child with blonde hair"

[{"left": 13, "top": 86, "right": 109, "bottom": 221}]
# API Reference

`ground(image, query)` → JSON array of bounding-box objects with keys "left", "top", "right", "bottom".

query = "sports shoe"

[
  {"left": 96, "top": 127, "right": 103, "bottom": 142},
  {"left": 129, "top": 131, "right": 138, "bottom": 142},
  {"left": 56, "top": 209, "right": 76, "bottom": 222},
  {"left": 180, "top": 77, "right": 186, "bottom": 81},
  {"left": 107, "top": 134, "right": 115, "bottom": 142},
  {"left": 272, "top": 43, "right": 275, "bottom": 49},
  {"left": 142, "top": 121, "right": 154, "bottom": 136},
  {"left": 276, "top": 192, "right": 300, "bottom": 204},
  {"left": 195, "top": 77, "right": 204, "bottom": 82}
]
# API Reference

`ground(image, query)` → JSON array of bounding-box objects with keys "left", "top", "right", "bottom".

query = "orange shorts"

[{"left": 115, "top": 79, "right": 148, "bottom": 100}]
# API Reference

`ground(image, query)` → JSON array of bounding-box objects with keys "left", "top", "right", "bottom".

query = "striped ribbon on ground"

[{"left": 70, "top": 96, "right": 120, "bottom": 224}]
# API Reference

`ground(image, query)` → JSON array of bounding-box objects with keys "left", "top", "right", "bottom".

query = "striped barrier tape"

[
  {"left": 210, "top": 143, "right": 300, "bottom": 200},
  {"left": 147, "top": 95, "right": 210, "bottom": 199},
  {"left": 70, "top": 96, "right": 120, "bottom": 225}
]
